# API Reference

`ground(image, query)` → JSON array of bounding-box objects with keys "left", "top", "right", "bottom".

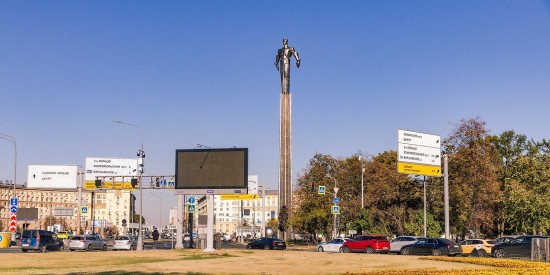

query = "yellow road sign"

[
  {"left": 398, "top": 162, "right": 441, "bottom": 177},
  {"left": 220, "top": 194, "right": 258, "bottom": 200}
]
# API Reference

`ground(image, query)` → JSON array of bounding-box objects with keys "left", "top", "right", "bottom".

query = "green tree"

[
  {"left": 445, "top": 118, "right": 501, "bottom": 238},
  {"left": 403, "top": 210, "right": 442, "bottom": 238}
]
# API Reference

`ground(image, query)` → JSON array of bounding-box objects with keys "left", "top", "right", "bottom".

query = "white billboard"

[
  {"left": 27, "top": 165, "right": 79, "bottom": 189},
  {"left": 85, "top": 157, "right": 138, "bottom": 190}
]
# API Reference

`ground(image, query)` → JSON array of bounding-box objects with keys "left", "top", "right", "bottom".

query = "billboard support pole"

[
  {"left": 176, "top": 194, "right": 183, "bottom": 248},
  {"left": 204, "top": 194, "right": 215, "bottom": 252}
]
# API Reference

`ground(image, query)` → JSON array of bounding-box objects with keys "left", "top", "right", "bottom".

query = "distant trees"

[{"left": 292, "top": 118, "right": 550, "bottom": 239}]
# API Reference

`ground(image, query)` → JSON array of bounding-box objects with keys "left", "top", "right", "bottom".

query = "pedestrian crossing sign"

[
  {"left": 81, "top": 206, "right": 88, "bottom": 214},
  {"left": 318, "top": 185, "right": 326, "bottom": 195},
  {"left": 188, "top": 204, "right": 197, "bottom": 213},
  {"left": 332, "top": 205, "right": 340, "bottom": 215}
]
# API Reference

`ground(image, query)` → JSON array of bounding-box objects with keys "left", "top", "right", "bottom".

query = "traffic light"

[
  {"left": 95, "top": 180, "right": 102, "bottom": 188},
  {"left": 131, "top": 178, "right": 138, "bottom": 188}
]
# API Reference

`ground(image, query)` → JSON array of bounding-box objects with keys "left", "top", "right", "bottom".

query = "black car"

[
  {"left": 246, "top": 237, "right": 286, "bottom": 250},
  {"left": 400, "top": 238, "right": 461, "bottom": 256},
  {"left": 492, "top": 235, "right": 548, "bottom": 259}
]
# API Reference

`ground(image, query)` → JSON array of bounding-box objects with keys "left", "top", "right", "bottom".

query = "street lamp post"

[
  {"left": 0, "top": 133, "right": 17, "bottom": 241},
  {"left": 358, "top": 156, "right": 364, "bottom": 209},
  {"left": 113, "top": 120, "right": 145, "bottom": 251}
]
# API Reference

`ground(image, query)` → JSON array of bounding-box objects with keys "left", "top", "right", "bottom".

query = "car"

[
  {"left": 56, "top": 231, "right": 73, "bottom": 240},
  {"left": 341, "top": 235, "right": 391, "bottom": 254},
  {"left": 390, "top": 236, "right": 425, "bottom": 253},
  {"left": 20, "top": 230, "right": 64, "bottom": 253},
  {"left": 317, "top": 237, "right": 352, "bottom": 252},
  {"left": 492, "top": 235, "right": 548, "bottom": 259},
  {"left": 246, "top": 237, "right": 286, "bottom": 250},
  {"left": 460, "top": 239, "right": 497, "bottom": 257},
  {"left": 112, "top": 236, "right": 138, "bottom": 251},
  {"left": 495, "top": 235, "right": 519, "bottom": 243},
  {"left": 400, "top": 238, "right": 462, "bottom": 256},
  {"left": 69, "top": 235, "right": 107, "bottom": 251}
]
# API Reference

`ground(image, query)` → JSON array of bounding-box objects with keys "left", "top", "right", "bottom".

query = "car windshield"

[
  {"left": 71, "top": 236, "right": 84, "bottom": 240},
  {"left": 115, "top": 236, "right": 129, "bottom": 240},
  {"left": 22, "top": 231, "right": 36, "bottom": 238}
]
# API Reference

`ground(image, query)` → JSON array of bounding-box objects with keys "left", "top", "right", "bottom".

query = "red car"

[{"left": 341, "top": 235, "right": 391, "bottom": 254}]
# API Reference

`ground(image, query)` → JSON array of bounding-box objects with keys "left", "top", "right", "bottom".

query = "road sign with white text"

[
  {"left": 220, "top": 194, "right": 258, "bottom": 200},
  {"left": 398, "top": 129, "right": 442, "bottom": 177}
]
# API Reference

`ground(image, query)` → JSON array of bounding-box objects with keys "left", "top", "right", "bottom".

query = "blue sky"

[{"left": 2, "top": 1, "right": 550, "bottom": 227}]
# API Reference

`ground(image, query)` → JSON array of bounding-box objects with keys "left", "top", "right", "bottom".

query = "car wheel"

[
  {"left": 477, "top": 249, "right": 487, "bottom": 257},
  {"left": 246, "top": 244, "right": 252, "bottom": 249},
  {"left": 318, "top": 246, "right": 324, "bottom": 252},
  {"left": 365, "top": 247, "right": 374, "bottom": 254},
  {"left": 87, "top": 245, "right": 92, "bottom": 251},
  {"left": 70, "top": 249, "right": 75, "bottom": 251},
  {"left": 432, "top": 249, "right": 442, "bottom": 256},
  {"left": 22, "top": 249, "right": 28, "bottom": 253},
  {"left": 339, "top": 247, "right": 343, "bottom": 253},
  {"left": 401, "top": 248, "right": 410, "bottom": 255},
  {"left": 342, "top": 246, "right": 350, "bottom": 253},
  {"left": 103, "top": 245, "right": 107, "bottom": 251},
  {"left": 264, "top": 245, "right": 270, "bottom": 250},
  {"left": 59, "top": 245, "right": 64, "bottom": 252},
  {"left": 40, "top": 245, "right": 46, "bottom": 253},
  {"left": 494, "top": 248, "right": 507, "bottom": 258}
]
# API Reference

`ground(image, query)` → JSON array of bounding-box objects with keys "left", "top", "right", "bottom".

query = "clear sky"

[{"left": 2, "top": 1, "right": 550, "bottom": 227}]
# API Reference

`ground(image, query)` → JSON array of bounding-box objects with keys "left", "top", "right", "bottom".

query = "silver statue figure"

[{"left": 275, "top": 38, "right": 301, "bottom": 94}]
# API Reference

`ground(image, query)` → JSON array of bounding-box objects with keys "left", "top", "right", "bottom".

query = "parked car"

[
  {"left": 112, "top": 236, "right": 138, "bottom": 251},
  {"left": 341, "top": 235, "right": 390, "bottom": 254},
  {"left": 56, "top": 231, "right": 73, "bottom": 240},
  {"left": 390, "top": 236, "right": 425, "bottom": 254},
  {"left": 495, "top": 235, "right": 519, "bottom": 243},
  {"left": 317, "top": 238, "right": 352, "bottom": 252},
  {"left": 246, "top": 237, "right": 286, "bottom": 250},
  {"left": 400, "top": 238, "right": 462, "bottom": 256},
  {"left": 492, "top": 235, "right": 548, "bottom": 259},
  {"left": 69, "top": 235, "right": 107, "bottom": 251},
  {"left": 460, "top": 239, "right": 497, "bottom": 257},
  {"left": 20, "top": 230, "right": 64, "bottom": 253}
]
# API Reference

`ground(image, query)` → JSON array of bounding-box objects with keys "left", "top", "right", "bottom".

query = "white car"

[
  {"left": 390, "top": 236, "right": 424, "bottom": 253},
  {"left": 317, "top": 238, "right": 352, "bottom": 252},
  {"left": 112, "top": 236, "right": 138, "bottom": 251}
]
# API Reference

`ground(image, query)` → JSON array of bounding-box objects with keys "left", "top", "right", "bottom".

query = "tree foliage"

[{"left": 293, "top": 118, "right": 550, "bottom": 239}]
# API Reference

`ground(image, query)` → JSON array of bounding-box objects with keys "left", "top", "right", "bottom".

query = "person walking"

[{"left": 152, "top": 228, "right": 160, "bottom": 249}]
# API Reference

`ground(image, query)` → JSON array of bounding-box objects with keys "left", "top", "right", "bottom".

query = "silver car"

[
  {"left": 112, "top": 236, "right": 138, "bottom": 251},
  {"left": 318, "top": 238, "right": 352, "bottom": 252},
  {"left": 390, "top": 236, "right": 424, "bottom": 253},
  {"left": 69, "top": 235, "right": 107, "bottom": 251}
]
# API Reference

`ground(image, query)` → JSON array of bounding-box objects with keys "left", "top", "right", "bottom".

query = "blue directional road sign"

[
  {"left": 333, "top": 197, "right": 340, "bottom": 205},
  {"left": 161, "top": 179, "right": 167, "bottom": 187},
  {"left": 10, "top": 205, "right": 17, "bottom": 213},
  {"left": 318, "top": 186, "right": 326, "bottom": 195},
  {"left": 188, "top": 204, "right": 197, "bottom": 213},
  {"left": 188, "top": 197, "right": 196, "bottom": 204},
  {"left": 10, "top": 198, "right": 18, "bottom": 206}
]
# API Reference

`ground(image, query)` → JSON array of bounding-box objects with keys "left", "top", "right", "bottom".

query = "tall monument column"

[{"left": 274, "top": 38, "right": 300, "bottom": 240}]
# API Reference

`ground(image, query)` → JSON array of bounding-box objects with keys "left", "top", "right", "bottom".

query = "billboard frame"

[{"left": 174, "top": 148, "right": 248, "bottom": 195}]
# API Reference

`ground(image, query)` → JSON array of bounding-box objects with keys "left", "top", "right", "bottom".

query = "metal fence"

[{"left": 532, "top": 238, "right": 550, "bottom": 262}]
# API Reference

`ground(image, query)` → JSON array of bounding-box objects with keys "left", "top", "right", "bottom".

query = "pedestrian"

[{"left": 152, "top": 228, "right": 160, "bottom": 249}]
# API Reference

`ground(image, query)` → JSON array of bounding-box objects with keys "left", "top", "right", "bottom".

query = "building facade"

[
  {"left": 0, "top": 185, "right": 134, "bottom": 235},
  {"left": 195, "top": 189, "right": 279, "bottom": 238}
]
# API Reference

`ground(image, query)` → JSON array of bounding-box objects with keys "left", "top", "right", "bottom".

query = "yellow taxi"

[
  {"left": 459, "top": 239, "right": 497, "bottom": 257},
  {"left": 56, "top": 231, "right": 73, "bottom": 240}
]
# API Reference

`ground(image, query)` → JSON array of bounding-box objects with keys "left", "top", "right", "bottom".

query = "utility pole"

[{"left": 444, "top": 154, "right": 450, "bottom": 239}]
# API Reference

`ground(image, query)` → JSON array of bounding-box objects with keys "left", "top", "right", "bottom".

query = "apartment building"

[{"left": 0, "top": 185, "right": 134, "bottom": 234}]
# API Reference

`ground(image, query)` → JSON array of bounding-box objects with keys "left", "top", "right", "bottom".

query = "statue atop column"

[{"left": 275, "top": 38, "right": 301, "bottom": 94}]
